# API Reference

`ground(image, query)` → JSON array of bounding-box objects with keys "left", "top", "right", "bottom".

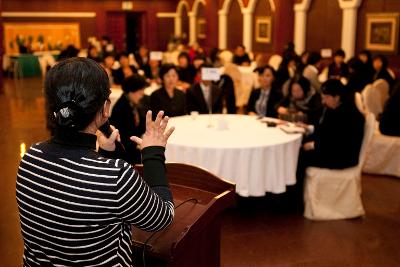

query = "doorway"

[{"left": 125, "top": 12, "right": 146, "bottom": 53}]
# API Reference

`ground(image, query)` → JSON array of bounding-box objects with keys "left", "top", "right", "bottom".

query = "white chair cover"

[
  {"left": 303, "top": 112, "right": 376, "bottom": 220},
  {"left": 372, "top": 79, "right": 390, "bottom": 109},
  {"left": 354, "top": 92, "right": 366, "bottom": 115},
  {"left": 361, "top": 84, "right": 383, "bottom": 119},
  {"left": 363, "top": 124, "right": 400, "bottom": 178},
  {"left": 268, "top": 54, "right": 282, "bottom": 71}
]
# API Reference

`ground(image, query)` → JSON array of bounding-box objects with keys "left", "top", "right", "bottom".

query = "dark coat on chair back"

[
  {"left": 246, "top": 87, "right": 283, "bottom": 118},
  {"left": 186, "top": 83, "right": 223, "bottom": 114}
]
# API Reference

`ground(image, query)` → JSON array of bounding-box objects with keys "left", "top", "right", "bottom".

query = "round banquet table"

[{"left": 165, "top": 114, "right": 302, "bottom": 197}]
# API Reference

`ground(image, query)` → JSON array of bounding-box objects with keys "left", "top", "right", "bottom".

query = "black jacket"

[
  {"left": 278, "top": 93, "right": 323, "bottom": 125},
  {"left": 311, "top": 102, "right": 365, "bottom": 169},
  {"left": 112, "top": 66, "right": 137, "bottom": 85},
  {"left": 186, "top": 83, "right": 223, "bottom": 114},
  {"left": 150, "top": 87, "right": 186, "bottom": 118},
  {"left": 379, "top": 82, "right": 400, "bottom": 136},
  {"left": 246, "top": 87, "right": 282, "bottom": 118},
  {"left": 215, "top": 74, "right": 237, "bottom": 114}
]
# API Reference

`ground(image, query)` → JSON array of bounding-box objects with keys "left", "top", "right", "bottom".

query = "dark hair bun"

[{"left": 54, "top": 100, "right": 82, "bottom": 129}]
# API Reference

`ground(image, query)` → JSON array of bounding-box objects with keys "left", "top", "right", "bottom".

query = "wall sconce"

[{"left": 122, "top": 1, "right": 133, "bottom": 11}]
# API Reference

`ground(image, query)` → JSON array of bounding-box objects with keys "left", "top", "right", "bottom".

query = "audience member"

[
  {"left": 135, "top": 45, "right": 149, "bottom": 69},
  {"left": 297, "top": 51, "right": 310, "bottom": 75},
  {"left": 328, "top": 49, "right": 348, "bottom": 79},
  {"left": 379, "top": 80, "right": 400, "bottom": 137},
  {"left": 247, "top": 65, "right": 282, "bottom": 118},
  {"left": 58, "top": 45, "right": 80, "bottom": 61},
  {"left": 372, "top": 54, "right": 395, "bottom": 90},
  {"left": 277, "top": 76, "right": 322, "bottom": 125},
  {"left": 143, "top": 58, "right": 161, "bottom": 84},
  {"left": 177, "top": 52, "right": 196, "bottom": 88},
  {"left": 358, "top": 49, "right": 374, "bottom": 84},
  {"left": 299, "top": 79, "right": 365, "bottom": 170},
  {"left": 209, "top": 47, "right": 223, "bottom": 67},
  {"left": 215, "top": 74, "right": 237, "bottom": 114},
  {"left": 110, "top": 74, "right": 147, "bottom": 164},
  {"left": 276, "top": 54, "right": 297, "bottom": 91},
  {"left": 303, "top": 52, "right": 322, "bottom": 92},
  {"left": 346, "top": 57, "right": 369, "bottom": 92},
  {"left": 186, "top": 64, "right": 223, "bottom": 114},
  {"left": 113, "top": 52, "right": 138, "bottom": 85},
  {"left": 101, "top": 52, "right": 116, "bottom": 85},
  {"left": 150, "top": 64, "right": 186, "bottom": 118},
  {"left": 87, "top": 45, "right": 101, "bottom": 62},
  {"left": 232, "top": 45, "right": 251, "bottom": 66}
]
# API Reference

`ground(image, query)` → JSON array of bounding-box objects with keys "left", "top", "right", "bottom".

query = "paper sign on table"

[
  {"left": 201, "top": 68, "right": 221, "bottom": 81},
  {"left": 150, "top": 51, "right": 163, "bottom": 61}
]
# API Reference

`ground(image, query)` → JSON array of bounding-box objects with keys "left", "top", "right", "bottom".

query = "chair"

[
  {"left": 354, "top": 92, "right": 366, "bottom": 115},
  {"left": 268, "top": 54, "right": 282, "bottom": 71},
  {"left": 372, "top": 79, "right": 390, "bottom": 109},
  {"left": 361, "top": 83, "right": 384, "bottom": 119},
  {"left": 303, "top": 112, "right": 376, "bottom": 220}
]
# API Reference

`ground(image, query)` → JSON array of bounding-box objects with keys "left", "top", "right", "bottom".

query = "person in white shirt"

[{"left": 303, "top": 52, "right": 322, "bottom": 92}]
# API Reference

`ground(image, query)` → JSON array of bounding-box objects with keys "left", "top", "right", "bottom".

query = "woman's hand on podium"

[{"left": 131, "top": 110, "right": 175, "bottom": 150}]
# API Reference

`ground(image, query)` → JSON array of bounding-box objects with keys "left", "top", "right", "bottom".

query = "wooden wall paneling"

[
  {"left": 181, "top": 5, "right": 190, "bottom": 43},
  {"left": 227, "top": 0, "right": 243, "bottom": 50},
  {"left": 156, "top": 17, "right": 175, "bottom": 51},
  {"left": 202, "top": 0, "right": 219, "bottom": 52},
  {"left": 273, "top": 0, "right": 294, "bottom": 55},
  {"left": 306, "top": 0, "right": 342, "bottom": 53},
  {"left": 196, "top": 2, "right": 207, "bottom": 48},
  {"left": 252, "top": 0, "right": 273, "bottom": 53},
  {"left": 106, "top": 12, "right": 126, "bottom": 52}
]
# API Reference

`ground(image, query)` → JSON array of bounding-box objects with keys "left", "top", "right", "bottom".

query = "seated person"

[
  {"left": 232, "top": 45, "right": 251, "bottom": 66},
  {"left": 372, "top": 55, "right": 395, "bottom": 92},
  {"left": 299, "top": 79, "right": 365, "bottom": 170},
  {"left": 186, "top": 64, "right": 223, "bottom": 114},
  {"left": 358, "top": 49, "right": 374, "bottom": 84},
  {"left": 135, "top": 45, "right": 149, "bottom": 69},
  {"left": 215, "top": 74, "right": 237, "bottom": 114},
  {"left": 328, "top": 49, "right": 348, "bottom": 80},
  {"left": 346, "top": 57, "right": 370, "bottom": 92},
  {"left": 177, "top": 52, "right": 196, "bottom": 90},
  {"left": 277, "top": 76, "right": 322, "bottom": 125},
  {"left": 110, "top": 74, "right": 147, "bottom": 164},
  {"left": 276, "top": 54, "right": 297, "bottom": 91},
  {"left": 246, "top": 65, "right": 282, "bottom": 118},
  {"left": 142, "top": 58, "right": 161, "bottom": 84},
  {"left": 100, "top": 52, "right": 116, "bottom": 85},
  {"left": 379, "top": 80, "right": 400, "bottom": 137},
  {"left": 150, "top": 64, "right": 186, "bottom": 118},
  {"left": 113, "top": 51, "right": 137, "bottom": 85},
  {"left": 303, "top": 52, "right": 322, "bottom": 92}
]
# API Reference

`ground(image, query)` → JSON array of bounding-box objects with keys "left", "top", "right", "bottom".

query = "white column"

[
  {"left": 339, "top": 0, "right": 362, "bottom": 59},
  {"left": 293, "top": 2, "right": 310, "bottom": 55},
  {"left": 242, "top": 9, "right": 253, "bottom": 52},
  {"left": 175, "top": 15, "right": 182, "bottom": 36},
  {"left": 189, "top": 12, "right": 196, "bottom": 44},
  {"left": 218, "top": 10, "right": 228, "bottom": 49}
]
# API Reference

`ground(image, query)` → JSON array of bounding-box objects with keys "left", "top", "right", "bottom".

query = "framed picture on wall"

[
  {"left": 365, "top": 13, "right": 399, "bottom": 53},
  {"left": 197, "top": 19, "right": 206, "bottom": 39},
  {"left": 255, "top": 17, "right": 272, "bottom": 43}
]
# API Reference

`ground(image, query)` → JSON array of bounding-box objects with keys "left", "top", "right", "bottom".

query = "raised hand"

[{"left": 130, "top": 110, "right": 175, "bottom": 150}]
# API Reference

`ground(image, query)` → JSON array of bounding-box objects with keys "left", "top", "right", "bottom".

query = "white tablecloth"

[{"left": 165, "top": 114, "right": 302, "bottom": 196}]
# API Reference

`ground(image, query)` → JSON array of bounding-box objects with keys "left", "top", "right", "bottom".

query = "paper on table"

[{"left": 278, "top": 124, "right": 306, "bottom": 134}]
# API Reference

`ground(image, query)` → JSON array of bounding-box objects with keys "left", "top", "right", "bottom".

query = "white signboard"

[{"left": 201, "top": 68, "right": 221, "bottom": 81}]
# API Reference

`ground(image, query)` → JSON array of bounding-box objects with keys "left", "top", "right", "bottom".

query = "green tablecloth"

[{"left": 11, "top": 54, "right": 41, "bottom": 78}]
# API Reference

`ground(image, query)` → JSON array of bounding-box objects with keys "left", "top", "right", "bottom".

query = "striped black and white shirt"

[{"left": 16, "top": 131, "right": 174, "bottom": 266}]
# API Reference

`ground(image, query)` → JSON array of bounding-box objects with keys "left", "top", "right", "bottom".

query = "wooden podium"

[{"left": 132, "top": 163, "right": 236, "bottom": 267}]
